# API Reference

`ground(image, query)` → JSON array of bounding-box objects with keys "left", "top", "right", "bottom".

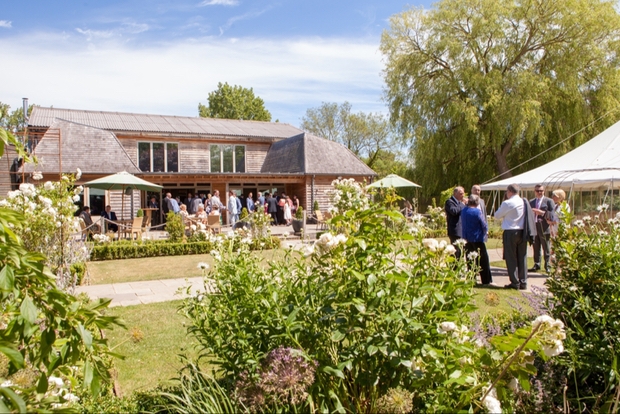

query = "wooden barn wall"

[
  {"left": 0, "top": 145, "right": 19, "bottom": 197},
  {"left": 107, "top": 190, "right": 141, "bottom": 219}
]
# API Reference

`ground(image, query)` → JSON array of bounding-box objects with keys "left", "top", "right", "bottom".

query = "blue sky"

[{"left": 1, "top": 0, "right": 433, "bottom": 126}]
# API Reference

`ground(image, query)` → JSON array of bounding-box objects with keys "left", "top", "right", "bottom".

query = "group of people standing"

[
  {"left": 160, "top": 190, "right": 300, "bottom": 227},
  {"left": 445, "top": 183, "right": 568, "bottom": 290}
]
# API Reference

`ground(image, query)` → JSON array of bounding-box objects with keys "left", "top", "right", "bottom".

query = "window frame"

[
  {"left": 210, "top": 144, "right": 246, "bottom": 173},
  {"left": 137, "top": 141, "right": 179, "bottom": 173}
]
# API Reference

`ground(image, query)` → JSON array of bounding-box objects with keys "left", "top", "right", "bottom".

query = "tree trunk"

[{"left": 494, "top": 148, "right": 512, "bottom": 180}]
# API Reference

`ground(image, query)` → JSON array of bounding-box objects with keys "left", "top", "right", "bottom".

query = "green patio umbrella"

[
  {"left": 367, "top": 174, "right": 421, "bottom": 189},
  {"left": 83, "top": 171, "right": 163, "bottom": 220}
]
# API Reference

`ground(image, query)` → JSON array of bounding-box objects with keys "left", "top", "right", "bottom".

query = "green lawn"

[
  {"left": 104, "top": 300, "right": 200, "bottom": 395},
  {"left": 87, "top": 249, "right": 290, "bottom": 285}
]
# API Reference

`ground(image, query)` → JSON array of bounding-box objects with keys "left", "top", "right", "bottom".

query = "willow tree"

[{"left": 381, "top": 0, "right": 620, "bottom": 196}]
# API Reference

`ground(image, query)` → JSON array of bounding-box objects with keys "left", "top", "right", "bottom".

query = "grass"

[
  {"left": 104, "top": 300, "right": 200, "bottom": 395},
  {"left": 87, "top": 249, "right": 289, "bottom": 285}
]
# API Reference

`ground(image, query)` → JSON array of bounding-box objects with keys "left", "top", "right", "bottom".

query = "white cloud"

[
  {"left": 0, "top": 32, "right": 387, "bottom": 125},
  {"left": 0, "top": 20, "right": 12, "bottom": 28},
  {"left": 200, "top": 0, "right": 239, "bottom": 6},
  {"left": 75, "top": 28, "right": 115, "bottom": 40}
]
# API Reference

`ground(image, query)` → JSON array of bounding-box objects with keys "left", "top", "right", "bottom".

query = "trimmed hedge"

[{"left": 90, "top": 237, "right": 281, "bottom": 261}]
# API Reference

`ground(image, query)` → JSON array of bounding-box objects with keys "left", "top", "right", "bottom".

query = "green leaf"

[
  {"left": 449, "top": 370, "right": 462, "bottom": 379},
  {"left": 367, "top": 274, "right": 377, "bottom": 286},
  {"left": 0, "top": 265, "right": 15, "bottom": 291},
  {"left": 36, "top": 373, "right": 48, "bottom": 394},
  {"left": 84, "top": 360, "right": 93, "bottom": 387},
  {"left": 19, "top": 295, "right": 38, "bottom": 324},
  {"left": 410, "top": 296, "right": 426, "bottom": 308},
  {"left": 0, "top": 344, "right": 24, "bottom": 369},
  {"left": 323, "top": 366, "right": 345, "bottom": 379},
  {"left": 355, "top": 239, "right": 367, "bottom": 250},
  {"left": 0, "top": 386, "right": 27, "bottom": 413},
  {"left": 367, "top": 345, "right": 379, "bottom": 356},
  {"left": 351, "top": 270, "right": 365, "bottom": 281},
  {"left": 330, "top": 330, "right": 346, "bottom": 342},
  {"left": 77, "top": 323, "right": 93, "bottom": 350}
]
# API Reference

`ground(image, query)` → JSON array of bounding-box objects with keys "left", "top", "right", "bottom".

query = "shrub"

[
  {"left": 295, "top": 205, "right": 304, "bottom": 220},
  {"left": 544, "top": 210, "right": 620, "bottom": 411},
  {"left": 165, "top": 212, "right": 185, "bottom": 242},
  {"left": 90, "top": 237, "right": 281, "bottom": 261},
  {"left": 240, "top": 207, "right": 249, "bottom": 221},
  {"left": 136, "top": 209, "right": 144, "bottom": 217},
  {"left": 313, "top": 200, "right": 319, "bottom": 212}
]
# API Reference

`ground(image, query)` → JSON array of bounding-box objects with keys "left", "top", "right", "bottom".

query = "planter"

[{"left": 292, "top": 218, "right": 304, "bottom": 233}]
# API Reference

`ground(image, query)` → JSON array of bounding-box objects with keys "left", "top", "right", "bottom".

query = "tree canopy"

[
  {"left": 198, "top": 82, "right": 272, "bottom": 122},
  {"left": 381, "top": 0, "right": 620, "bottom": 196},
  {"left": 300, "top": 102, "right": 397, "bottom": 170}
]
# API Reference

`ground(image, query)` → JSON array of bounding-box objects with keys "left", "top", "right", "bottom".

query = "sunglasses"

[{"left": 535, "top": 190, "right": 544, "bottom": 193}]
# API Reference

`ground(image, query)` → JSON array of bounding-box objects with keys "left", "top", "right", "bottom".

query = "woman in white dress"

[{"left": 283, "top": 196, "right": 292, "bottom": 225}]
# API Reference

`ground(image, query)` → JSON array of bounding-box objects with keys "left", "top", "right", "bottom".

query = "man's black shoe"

[
  {"left": 504, "top": 284, "right": 519, "bottom": 290},
  {"left": 519, "top": 284, "right": 527, "bottom": 290},
  {"left": 528, "top": 265, "right": 540, "bottom": 272}
]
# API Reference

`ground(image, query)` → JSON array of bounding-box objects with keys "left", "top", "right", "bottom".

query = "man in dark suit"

[
  {"left": 529, "top": 184, "right": 555, "bottom": 272},
  {"left": 445, "top": 186, "right": 465, "bottom": 258},
  {"left": 101, "top": 205, "right": 118, "bottom": 232}
]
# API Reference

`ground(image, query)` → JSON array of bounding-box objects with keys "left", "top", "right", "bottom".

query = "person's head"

[
  {"left": 471, "top": 185, "right": 481, "bottom": 196},
  {"left": 105, "top": 205, "right": 112, "bottom": 212},
  {"left": 285, "top": 196, "right": 290, "bottom": 200},
  {"left": 534, "top": 184, "right": 545, "bottom": 198},
  {"left": 166, "top": 192, "right": 172, "bottom": 199},
  {"left": 83, "top": 206, "right": 90, "bottom": 212},
  {"left": 214, "top": 190, "right": 219, "bottom": 197},
  {"left": 453, "top": 186, "right": 465, "bottom": 201},
  {"left": 506, "top": 184, "right": 520, "bottom": 197},
  {"left": 467, "top": 194, "right": 480, "bottom": 207},
  {"left": 150, "top": 196, "right": 156, "bottom": 202},
  {"left": 187, "top": 192, "right": 192, "bottom": 198},
  {"left": 197, "top": 204, "right": 204, "bottom": 212},
  {"left": 552, "top": 189, "right": 566, "bottom": 203},
  {"left": 180, "top": 204, "right": 187, "bottom": 211},
  {"left": 207, "top": 193, "right": 212, "bottom": 199}
]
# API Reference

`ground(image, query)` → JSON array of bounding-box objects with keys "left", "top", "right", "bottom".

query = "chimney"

[{"left": 22, "top": 98, "right": 29, "bottom": 122}]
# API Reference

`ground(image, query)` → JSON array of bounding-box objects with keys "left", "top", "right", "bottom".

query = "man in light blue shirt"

[
  {"left": 246, "top": 192, "right": 255, "bottom": 213},
  {"left": 494, "top": 184, "right": 527, "bottom": 290}
]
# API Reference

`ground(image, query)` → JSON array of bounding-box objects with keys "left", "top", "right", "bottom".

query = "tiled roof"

[
  {"left": 24, "top": 119, "right": 140, "bottom": 174},
  {"left": 261, "top": 133, "right": 377, "bottom": 176},
  {"left": 28, "top": 106, "right": 303, "bottom": 139}
]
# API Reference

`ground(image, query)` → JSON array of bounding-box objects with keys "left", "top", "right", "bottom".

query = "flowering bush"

[
  {"left": 0, "top": 174, "right": 89, "bottom": 290},
  {"left": 327, "top": 178, "right": 370, "bottom": 215},
  {"left": 179, "top": 180, "right": 566, "bottom": 413},
  {"left": 544, "top": 207, "right": 620, "bottom": 411}
]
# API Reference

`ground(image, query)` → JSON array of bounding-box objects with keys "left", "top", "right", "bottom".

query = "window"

[
  {"left": 210, "top": 144, "right": 245, "bottom": 173},
  {"left": 138, "top": 142, "right": 179, "bottom": 172}
]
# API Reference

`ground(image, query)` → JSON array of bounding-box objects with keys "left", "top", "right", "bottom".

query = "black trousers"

[{"left": 465, "top": 242, "right": 493, "bottom": 284}]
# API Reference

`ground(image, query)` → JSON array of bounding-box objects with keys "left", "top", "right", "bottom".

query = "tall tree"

[
  {"left": 0, "top": 101, "right": 29, "bottom": 133},
  {"left": 198, "top": 82, "right": 272, "bottom": 121},
  {"left": 301, "top": 102, "right": 395, "bottom": 169},
  {"left": 381, "top": 0, "right": 620, "bottom": 196}
]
